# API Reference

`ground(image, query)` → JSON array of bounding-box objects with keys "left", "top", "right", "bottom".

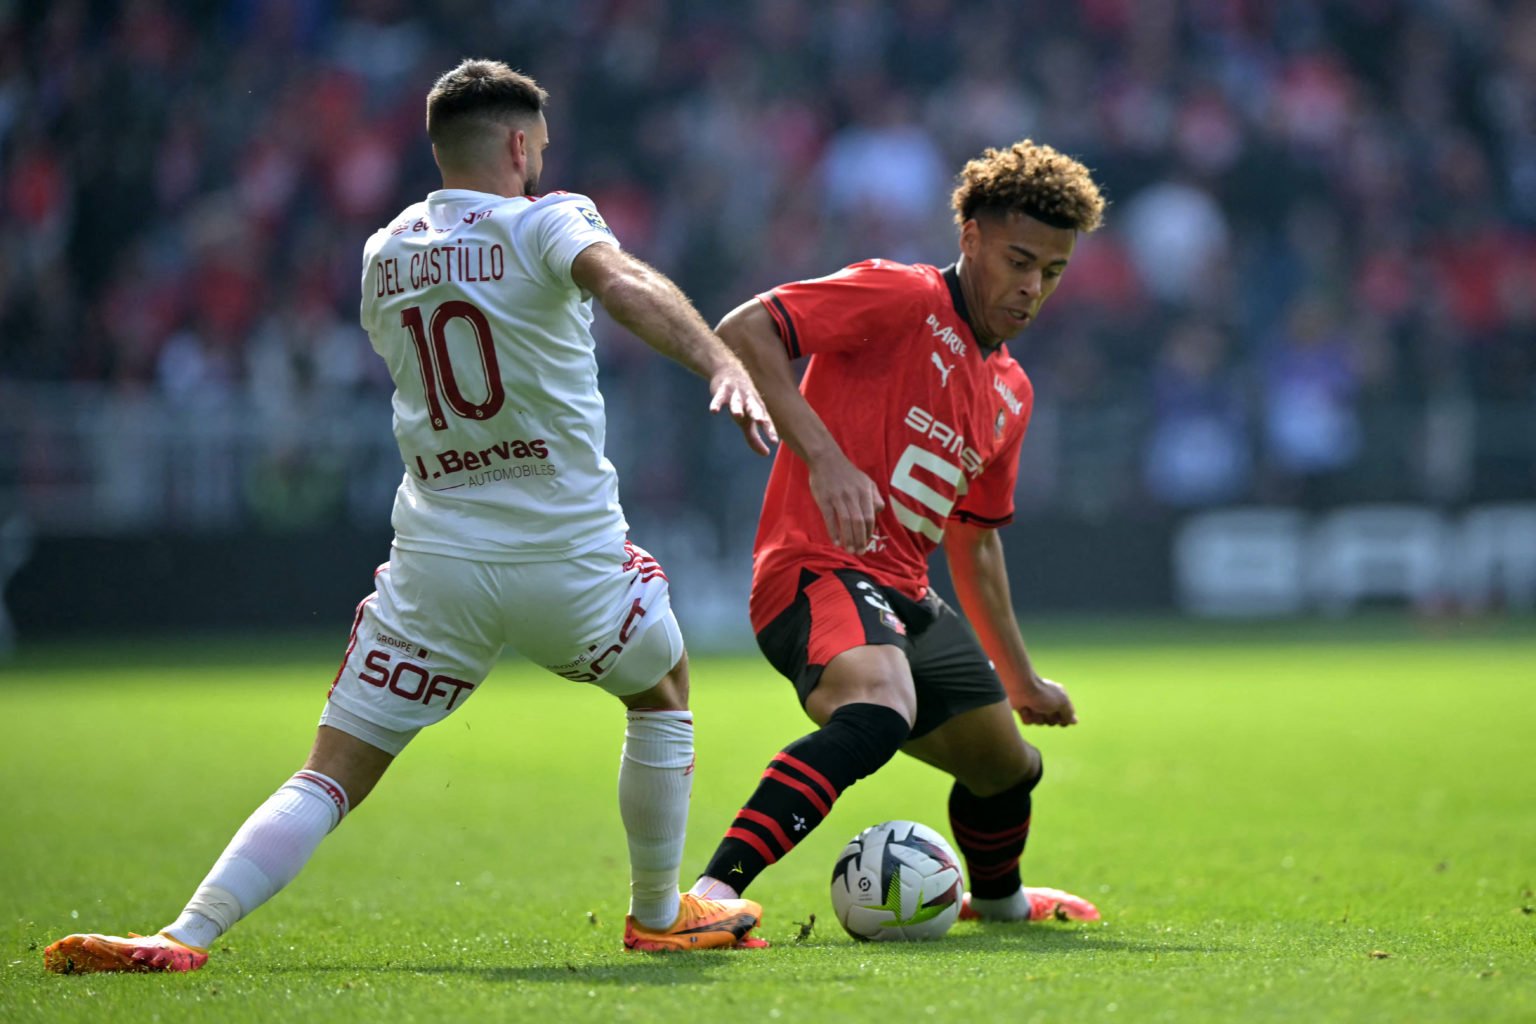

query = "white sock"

[
  {"left": 689, "top": 876, "right": 739, "bottom": 901},
  {"left": 163, "top": 771, "right": 349, "bottom": 949},
  {"left": 969, "top": 887, "right": 1030, "bottom": 921},
  {"left": 618, "top": 709, "right": 693, "bottom": 929}
]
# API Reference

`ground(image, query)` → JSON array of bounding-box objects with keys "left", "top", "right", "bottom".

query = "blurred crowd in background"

[{"left": 1, "top": 0, "right": 1534, "bottom": 544}]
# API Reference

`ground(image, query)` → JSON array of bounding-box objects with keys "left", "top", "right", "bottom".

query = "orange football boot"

[
  {"left": 44, "top": 931, "right": 209, "bottom": 974},
  {"left": 622, "top": 893, "right": 762, "bottom": 952}
]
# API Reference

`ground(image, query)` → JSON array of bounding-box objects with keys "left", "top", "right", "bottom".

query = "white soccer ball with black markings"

[{"left": 830, "top": 820, "right": 963, "bottom": 941}]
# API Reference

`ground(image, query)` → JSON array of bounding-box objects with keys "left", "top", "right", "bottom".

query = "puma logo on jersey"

[{"left": 930, "top": 352, "right": 954, "bottom": 387}]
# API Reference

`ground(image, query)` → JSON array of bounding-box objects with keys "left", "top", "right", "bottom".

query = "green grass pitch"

[{"left": 2, "top": 618, "right": 1533, "bottom": 1022}]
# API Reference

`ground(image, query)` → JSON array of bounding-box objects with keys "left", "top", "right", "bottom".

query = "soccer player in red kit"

[{"left": 690, "top": 140, "right": 1106, "bottom": 925}]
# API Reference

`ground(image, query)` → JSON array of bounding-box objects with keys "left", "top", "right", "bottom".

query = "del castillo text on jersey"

[
  {"left": 373, "top": 243, "right": 506, "bottom": 296},
  {"left": 411, "top": 437, "right": 552, "bottom": 485}
]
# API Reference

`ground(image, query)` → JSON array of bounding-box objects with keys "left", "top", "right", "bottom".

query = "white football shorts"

[{"left": 321, "top": 538, "right": 683, "bottom": 754}]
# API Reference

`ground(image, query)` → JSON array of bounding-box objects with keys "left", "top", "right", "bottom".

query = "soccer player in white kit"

[{"left": 44, "top": 60, "right": 775, "bottom": 972}]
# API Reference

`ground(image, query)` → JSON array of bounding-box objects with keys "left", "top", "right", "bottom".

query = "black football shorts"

[{"left": 754, "top": 567, "right": 1008, "bottom": 739}]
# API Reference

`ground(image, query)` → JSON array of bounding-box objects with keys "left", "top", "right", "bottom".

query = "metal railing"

[{"left": 2, "top": 383, "right": 1532, "bottom": 536}]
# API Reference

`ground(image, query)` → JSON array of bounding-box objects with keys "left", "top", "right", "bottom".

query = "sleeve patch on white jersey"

[{"left": 577, "top": 207, "right": 612, "bottom": 234}]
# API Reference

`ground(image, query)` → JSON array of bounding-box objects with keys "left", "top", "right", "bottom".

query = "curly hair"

[{"left": 951, "top": 140, "right": 1106, "bottom": 232}]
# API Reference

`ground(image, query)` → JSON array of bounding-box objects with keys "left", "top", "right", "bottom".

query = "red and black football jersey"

[{"left": 750, "top": 259, "right": 1034, "bottom": 630}]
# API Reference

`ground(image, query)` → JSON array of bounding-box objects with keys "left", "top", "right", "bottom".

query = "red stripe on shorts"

[
  {"left": 804, "top": 573, "right": 870, "bottom": 669},
  {"left": 326, "top": 594, "right": 375, "bottom": 698}
]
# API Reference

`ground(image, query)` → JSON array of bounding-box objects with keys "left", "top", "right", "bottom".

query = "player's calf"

[
  {"left": 698, "top": 702, "right": 911, "bottom": 895},
  {"left": 948, "top": 764, "right": 1041, "bottom": 901}
]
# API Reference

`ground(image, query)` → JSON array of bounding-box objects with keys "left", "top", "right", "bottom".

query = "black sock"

[
  {"left": 948, "top": 765, "right": 1042, "bottom": 899},
  {"left": 702, "top": 702, "right": 910, "bottom": 893}
]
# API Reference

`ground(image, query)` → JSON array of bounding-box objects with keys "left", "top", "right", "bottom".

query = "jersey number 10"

[{"left": 401, "top": 301, "right": 506, "bottom": 430}]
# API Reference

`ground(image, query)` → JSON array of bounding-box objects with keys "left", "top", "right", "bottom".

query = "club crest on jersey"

[{"left": 578, "top": 207, "right": 612, "bottom": 234}]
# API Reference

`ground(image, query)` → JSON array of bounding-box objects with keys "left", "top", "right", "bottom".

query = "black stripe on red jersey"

[
  {"left": 941, "top": 263, "right": 1001, "bottom": 356},
  {"left": 953, "top": 509, "right": 1013, "bottom": 527},
  {"left": 767, "top": 293, "right": 802, "bottom": 358}
]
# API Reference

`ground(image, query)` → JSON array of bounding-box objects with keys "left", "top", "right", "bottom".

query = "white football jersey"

[{"left": 360, "top": 189, "right": 627, "bottom": 562}]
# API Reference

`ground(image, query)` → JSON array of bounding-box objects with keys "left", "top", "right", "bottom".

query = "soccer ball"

[{"left": 829, "top": 820, "right": 963, "bottom": 941}]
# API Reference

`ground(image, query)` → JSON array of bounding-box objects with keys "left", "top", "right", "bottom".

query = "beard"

[{"left": 523, "top": 171, "right": 540, "bottom": 196}]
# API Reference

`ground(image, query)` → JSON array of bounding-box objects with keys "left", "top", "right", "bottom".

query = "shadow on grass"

[
  {"left": 262, "top": 957, "right": 743, "bottom": 987},
  {"left": 247, "top": 927, "right": 1221, "bottom": 986},
  {"left": 940, "top": 926, "right": 1219, "bottom": 956},
  {"left": 777, "top": 927, "right": 1222, "bottom": 959}
]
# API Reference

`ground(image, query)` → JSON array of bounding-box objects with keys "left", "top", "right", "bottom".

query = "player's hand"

[
  {"left": 808, "top": 451, "right": 885, "bottom": 554},
  {"left": 1014, "top": 675, "right": 1077, "bottom": 727},
  {"left": 708, "top": 364, "right": 777, "bottom": 456}
]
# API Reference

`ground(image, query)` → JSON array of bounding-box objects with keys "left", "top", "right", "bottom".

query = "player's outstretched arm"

[
  {"left": 943, "top": 521, "right": 1077, "bottom": 727},
  {"left": 716, "top": 299, "right": 883, "bottom": 554},
  {"left": 572, "top": 243, "right": 775, "bottom": 455}
]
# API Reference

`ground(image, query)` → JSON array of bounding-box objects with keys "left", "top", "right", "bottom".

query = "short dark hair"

[
  {"left": 426, "top": 59, "right": 548, "bottom": 150},
  {"left": 952, "top": 139, "right": 1105, "bottom": 232}
]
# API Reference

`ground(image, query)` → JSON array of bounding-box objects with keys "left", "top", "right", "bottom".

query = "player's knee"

[
  {"left": 304, "top": 727, "right": 394, "bottom": 810},
  {"left": 621, "top": 651, "right": 689, "bottom": 710},
  {"left": 961, "top": 742, "right": 1042, "bottom": 798},
  {"left": 656, "top": 653, "right": 690, "bottom": 706},
  {"left": 823, "top": 702, "right": 912, "bottom": 781},
  {"left": 849, "top": 676, "right": 917, "bottom": 728},
  {"left": 1020, "top": 745, "right": 1043, "bottom": 790},
  {"left": 810, "top": 649, "right": 917, "bottom": 728}
]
